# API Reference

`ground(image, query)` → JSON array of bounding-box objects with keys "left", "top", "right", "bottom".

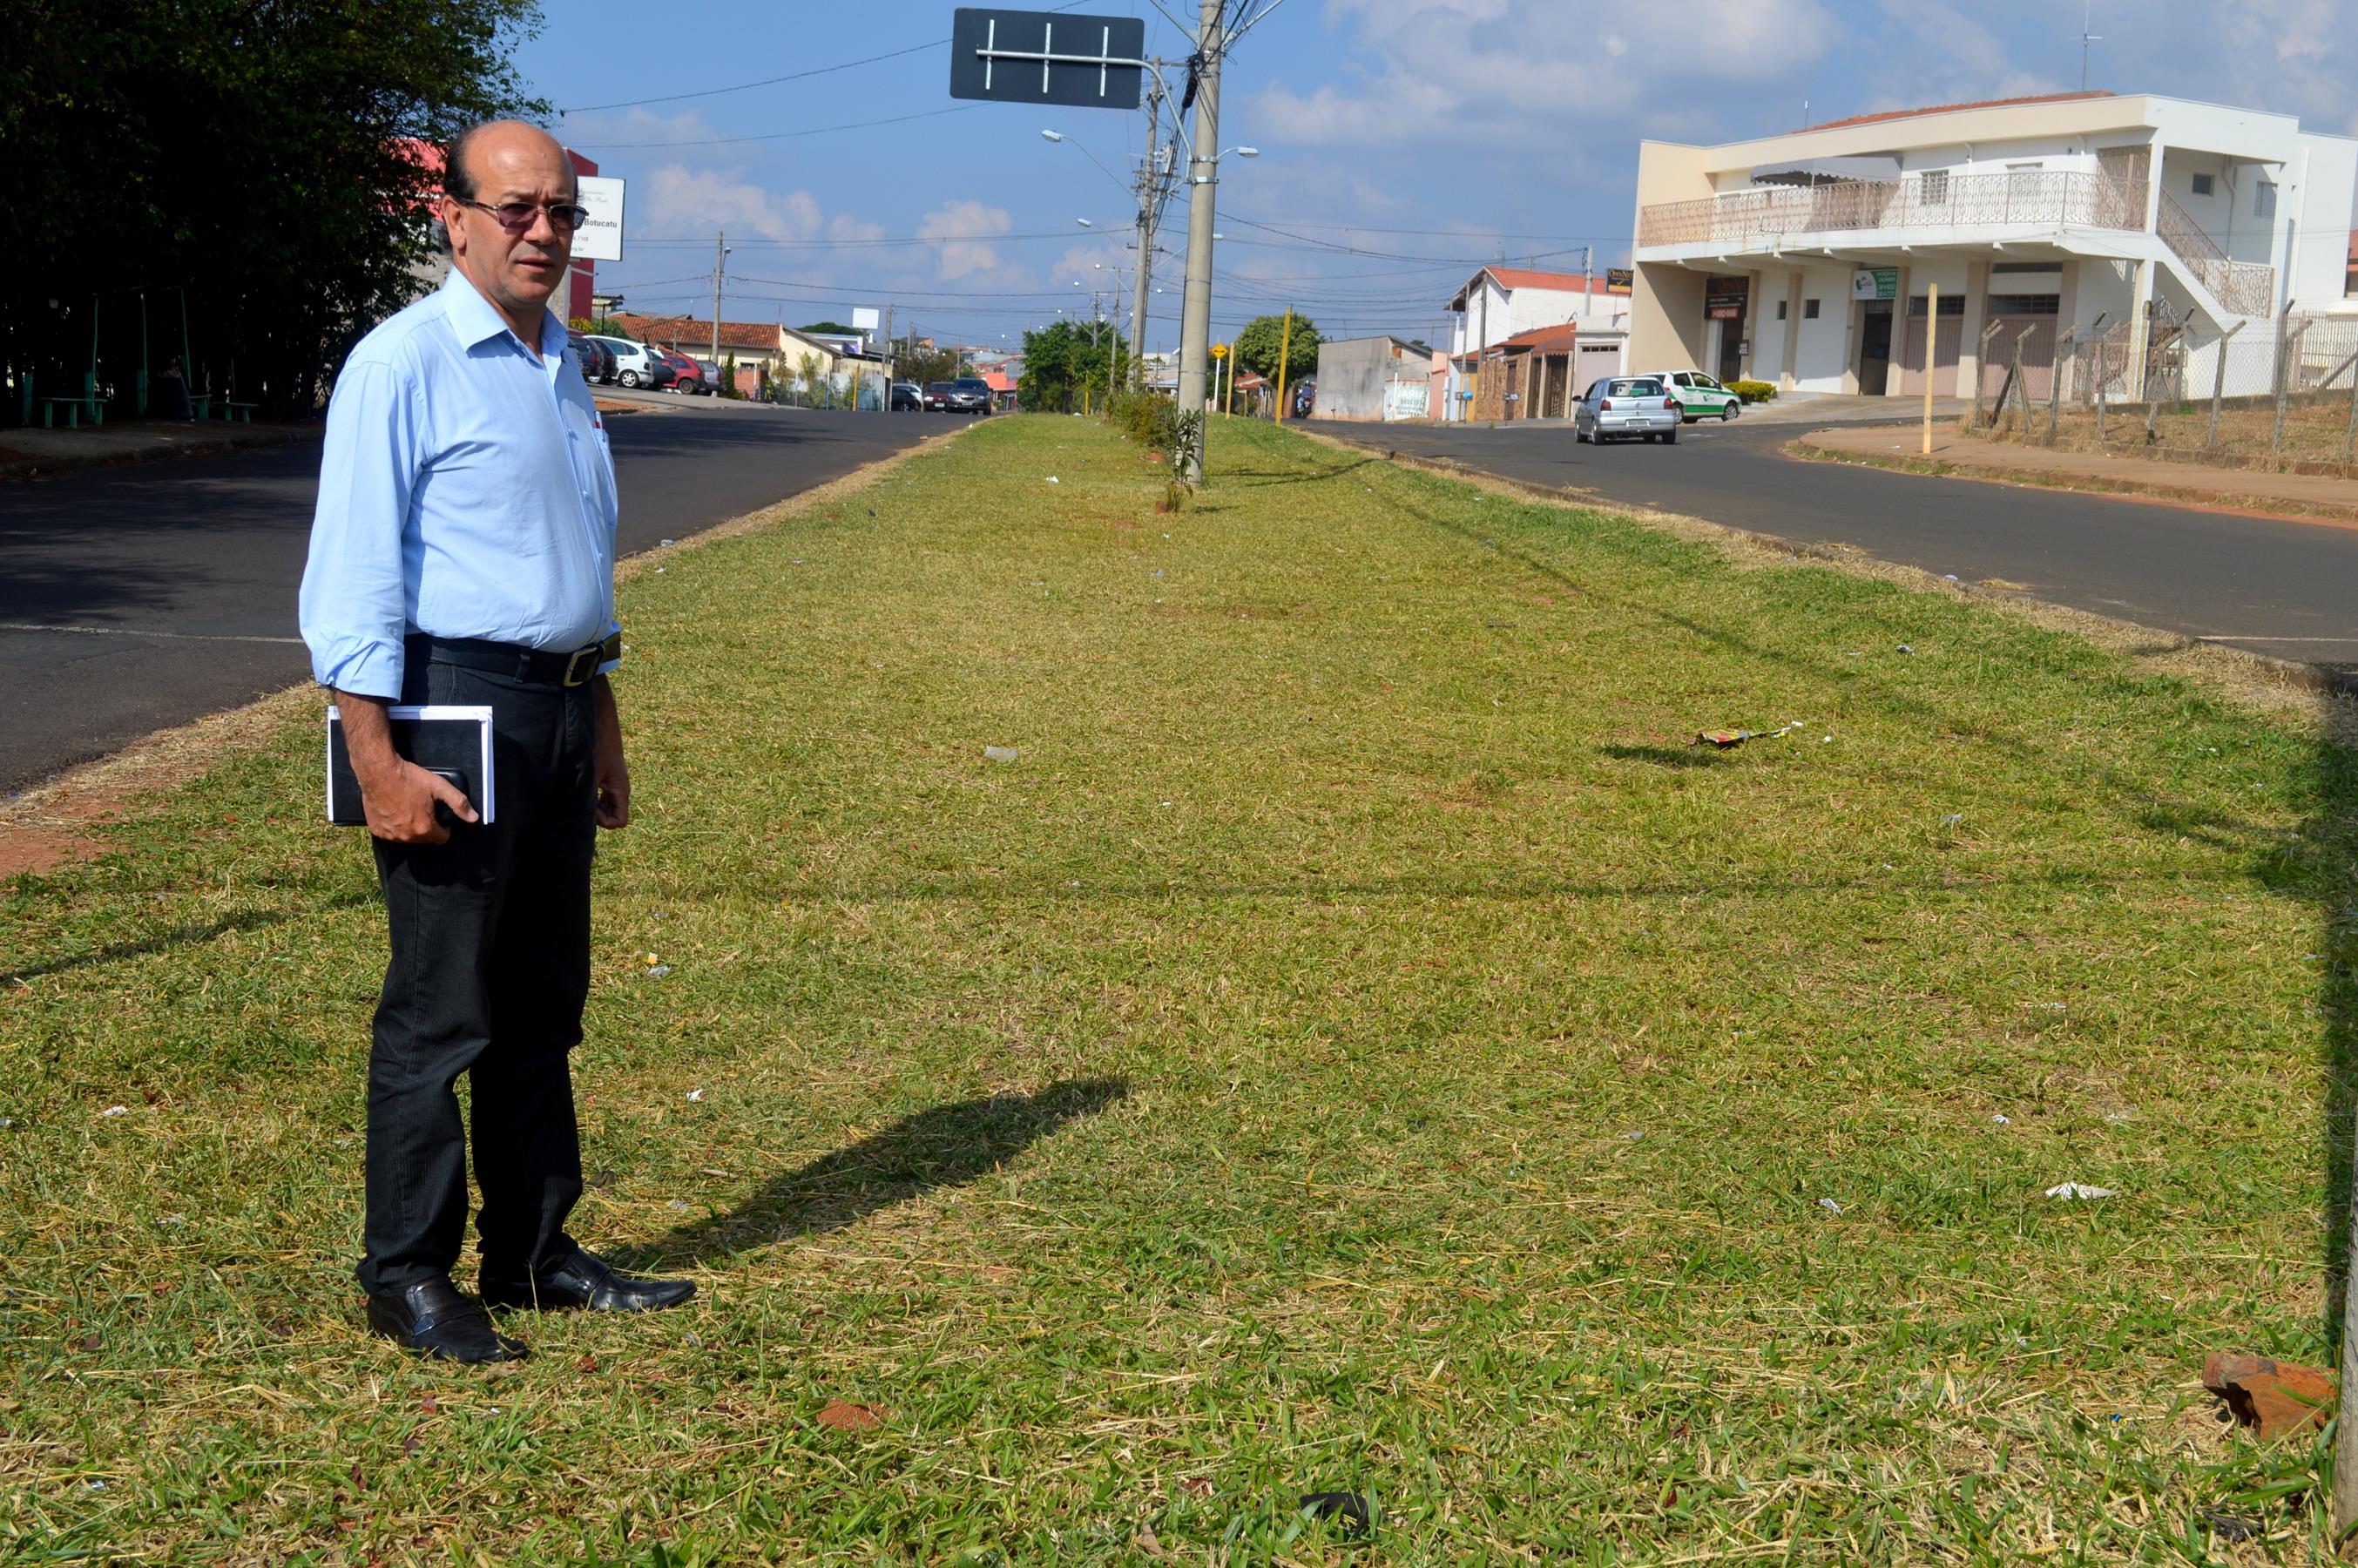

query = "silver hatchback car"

[{"left": 1572, "top": 376, "right": 1682, "bottom": 444}]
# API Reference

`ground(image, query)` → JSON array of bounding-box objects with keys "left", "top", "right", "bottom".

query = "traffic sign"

[
  {"left": 1210, "top": 342, "right": 1227, "bottom": 359},
  {"left": 949, "top": 8, "right": 1146, "bottom": 110}
]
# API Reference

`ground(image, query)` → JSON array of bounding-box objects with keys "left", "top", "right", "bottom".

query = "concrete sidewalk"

[
  {"left": 0, "top": 417, "right": 314, "bottom": 481},
  {"left": 1797, "top": 422, "right": 2358, "bottom": 524}
]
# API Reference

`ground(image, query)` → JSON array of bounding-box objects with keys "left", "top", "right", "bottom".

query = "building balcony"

[
  {"left": 1637, "top": 169, "right": 2147, "bottom": 253},
  {"left": 1637, "top": 166, "right": 2277, "bottom": 321}
]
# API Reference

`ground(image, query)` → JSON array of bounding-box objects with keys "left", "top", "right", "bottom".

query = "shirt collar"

[{"left": 439, "top": 266, "right": 564, "bottom": 357}]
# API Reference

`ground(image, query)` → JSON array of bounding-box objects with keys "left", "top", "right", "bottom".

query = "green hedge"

[{"left": 1725, "top": 379, "right": 1779, "bottom": 403}]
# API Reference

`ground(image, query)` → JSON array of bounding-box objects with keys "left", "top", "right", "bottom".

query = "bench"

[
  {"left": 214, "top": 400, "right": 260, "bottom": 423},
  {"left": 41, "top": 396, "right": 104, "bottom": 429}
]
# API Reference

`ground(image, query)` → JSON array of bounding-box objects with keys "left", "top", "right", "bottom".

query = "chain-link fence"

[{"left": 1973, "top": 308, "right": 2358, "bottom": 471}]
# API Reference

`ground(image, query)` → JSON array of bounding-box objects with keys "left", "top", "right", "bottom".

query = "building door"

[
  {"left": 1717, "top": 316, "right": 1745, "bottom": 383},
  {"left": 1858, "top": 302, "right": 1893, "bottom": 395}
]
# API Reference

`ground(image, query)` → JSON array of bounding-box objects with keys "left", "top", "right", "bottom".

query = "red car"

[{"left": 656, "top": 348, "right": 710, "bottom": 395}]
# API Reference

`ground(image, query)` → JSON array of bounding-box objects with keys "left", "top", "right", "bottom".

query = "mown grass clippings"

[{"left": 3, "top": 414, "right": 2356, "bottom": 1563}]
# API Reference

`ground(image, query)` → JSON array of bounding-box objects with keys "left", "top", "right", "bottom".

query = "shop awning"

[{"left": 1748, "top": 153, "right": 1903, "bottom": 186}]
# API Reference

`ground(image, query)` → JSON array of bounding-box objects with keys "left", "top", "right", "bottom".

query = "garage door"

[{"left": 1575, "top": 341, "right": 1623, "bottom": 393}]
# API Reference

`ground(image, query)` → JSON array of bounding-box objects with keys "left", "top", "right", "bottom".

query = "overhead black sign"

[
  {"left": 949, "top": 8, "right": 1146, "bottom": 110},
  {"left": 1605, "top": 267, "right": 1633, "bottom": 295}
]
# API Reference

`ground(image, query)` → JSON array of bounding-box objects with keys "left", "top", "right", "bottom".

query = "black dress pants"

[{"left": 356, "top": 656, "right": 598, "bottom": 1296}]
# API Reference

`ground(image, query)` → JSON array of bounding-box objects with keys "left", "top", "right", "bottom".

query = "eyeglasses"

[{"left": 451, "top": 196, "right": 590, "bottom": 233}]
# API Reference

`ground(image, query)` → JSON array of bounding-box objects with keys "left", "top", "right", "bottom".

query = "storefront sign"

[
  {"left": 1706, "top": 275, "right": 1749, "bottom": 321},
  {"left": 1605, "top": 267, "right": 1632, "bottom": 295},
  {"left": 1852, "top": 267, "right": 1898, "bottom": 301}
]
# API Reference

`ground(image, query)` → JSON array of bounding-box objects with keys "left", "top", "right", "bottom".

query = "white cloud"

[
  {"left": 1253, "top": 0, "right": 1837, "bottom": 149},
  {"left": 917, "top": 199, "right": 1015, "bottom": 280}
]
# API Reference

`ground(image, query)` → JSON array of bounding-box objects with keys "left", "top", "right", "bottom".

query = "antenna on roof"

[{"left": 2077, "top": 1, "right": 2101, "bottom": 91}]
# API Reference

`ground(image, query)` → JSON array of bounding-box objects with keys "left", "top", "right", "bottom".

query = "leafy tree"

[
  {"left": 2, "top": 0, "right": 547, "bottom": 420},
  {"left": 1232, "top": 313, "right": 1324, "bottom": 389},
  {"left": 1017, "top": 320, "right": 1126, "bottom": 413},
  {"left": 798, "top": 321, "right": 859, "bottom": 337},
  {"left": 892, "top": 338, "right": 962, "bottom": 388}
]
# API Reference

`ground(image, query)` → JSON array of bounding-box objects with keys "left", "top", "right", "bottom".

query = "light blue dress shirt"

[{"left": 300, "top": 268, "right": 621, "bottom": 700}]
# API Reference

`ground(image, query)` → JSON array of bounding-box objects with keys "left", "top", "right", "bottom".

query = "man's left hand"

[{"left": 592, "top": 675, "right": 630, "bottom": 829}]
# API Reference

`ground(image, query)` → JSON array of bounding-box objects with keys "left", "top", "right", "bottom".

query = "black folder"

[{"left": 325, "top": 705, "right": 496, "bottom": 825}]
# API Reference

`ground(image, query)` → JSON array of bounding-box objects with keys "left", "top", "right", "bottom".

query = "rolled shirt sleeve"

[{"left": 300, "top": 359, "right": 423, "bottom": 700}]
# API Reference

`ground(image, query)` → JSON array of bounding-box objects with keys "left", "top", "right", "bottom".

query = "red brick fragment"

[{"left": 2203, "top": 1352, "right": 2336, "bottom": 1441}]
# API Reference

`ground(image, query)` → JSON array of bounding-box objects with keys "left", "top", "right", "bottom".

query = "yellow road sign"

[{"left": 1211, "top": 342, "right": 1228, "bottom": 358}]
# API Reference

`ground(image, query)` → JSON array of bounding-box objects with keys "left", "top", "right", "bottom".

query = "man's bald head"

[{"left": 444, "top": 120, "right": 573, "bottom": 206}]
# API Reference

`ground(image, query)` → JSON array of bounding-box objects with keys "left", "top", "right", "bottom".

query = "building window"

[
  {"left": 1907, "top": 294, "right": 1967, "bottom": 317},
  {"left": 1776, "top": 300, "right": 1789, "bottom": 321},
  {"left": 1921, "top": 169, "right": 1949, "bottom": 206},
  {"left": 2191, "top": 172, "right": 2214, "bottom": 196},
  {"left": 2256, "top": 180, "right": 2277, "bottom": 220},
  {"left": 1986, "top": 294, "right": 2062, "bottom": 316},
  {"left": 1803, "top": 298, "right": 1821, "bottom": 320}
]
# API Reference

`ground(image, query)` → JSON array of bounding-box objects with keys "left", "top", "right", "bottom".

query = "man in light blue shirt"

[{"left": 301, "top": 119, "right": 691, "bottom": 1364}]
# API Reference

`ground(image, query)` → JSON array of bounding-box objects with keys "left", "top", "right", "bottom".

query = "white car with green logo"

[{"left": 1647, "top": 370, "right": 1743, "bottom": 422}]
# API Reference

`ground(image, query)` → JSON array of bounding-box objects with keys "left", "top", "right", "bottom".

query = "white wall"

[
  {"left": 2288, "top": 133, "right": 2358, "bottom": 311},
  {"left": 1792, "top": 265, "right": 1852, "bottom": 391}
]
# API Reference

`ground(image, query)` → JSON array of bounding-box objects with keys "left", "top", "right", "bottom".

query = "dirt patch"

[
  {"left": 0, "top": 423, "right": 974, "bottom": 883},
  {"left": 0, "top": 687, "right": 311, "bottom": 881}
]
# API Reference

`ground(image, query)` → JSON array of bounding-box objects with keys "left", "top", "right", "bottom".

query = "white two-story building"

[{"left": 1627, "top": 91, "right": 2358, "bottom": 402}]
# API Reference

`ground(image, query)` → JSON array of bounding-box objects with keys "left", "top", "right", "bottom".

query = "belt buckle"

[{"left": 561, "top": 645, "right": 599, "bottom": 686}]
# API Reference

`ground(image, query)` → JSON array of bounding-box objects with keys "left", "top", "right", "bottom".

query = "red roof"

[
  {"left": 1801, "top": 91, "right": 2113, "bottom": 134},
  {"left": 1449, "top": 266, "right": 1611, "bottom": 312},
  {"left": 1485, "top": 323, "right": 1578, "bottom": 355},
  {"left": 613, "top": 313, "right": 783, "bottom": 353},
  {"left": 982, "top": 368, "right": 1016, "bottom": 393}
]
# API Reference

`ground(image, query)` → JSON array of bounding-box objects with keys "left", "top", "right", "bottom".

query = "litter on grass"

[
  {"left": 98, "top": 1105, "right": 127, "bottom": 1119},
  {"left": 1991, "top": 1114, "right": 2011, "bottom": 1125},
  {"left": 646, "top": 965, "right": 672, "bottom": 978},
  {"left": 1694, "top": 722, "right": 1801, "bottom": 748},
  {"left": 2045, "top": 1182, "right": 2118, "bottom": 1200},
  {"left": 686, "top": 1089, "right": 705, "bottom": 1102},
  {"left": 1045, "top": 476, "right": 1060, "bottom": 484},
  {"left": 983, "top": 745, "right": 1020, "bottom": 763},
  {"left": 1818, "top": 1197, "right": 1845, "bottom": 1214}
]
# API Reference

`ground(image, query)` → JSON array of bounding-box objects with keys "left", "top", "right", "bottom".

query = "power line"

[
  {"left": 556, "top": 0, "right": 1108, "bottom": 115},
  {"left": 568, "top": 105, "right": 983, "bottom": 150}
]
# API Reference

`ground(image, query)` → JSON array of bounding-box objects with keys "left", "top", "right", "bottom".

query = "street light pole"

[
  {"left": 1129, "top": 64, "right": 1163, "bottom": 391},
  {"left": 1176, "top": 0, "right": 1223, "bottom": 482}
]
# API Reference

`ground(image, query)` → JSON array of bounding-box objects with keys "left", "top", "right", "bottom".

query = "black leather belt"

[{"left": 407, "top": 632, "right": 619, "bottom": 687}]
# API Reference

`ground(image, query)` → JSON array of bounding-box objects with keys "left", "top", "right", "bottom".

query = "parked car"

[
  {"left": 926, "top": 377, "right": 990, "bottom": 415},
  {"left": 656, "top": 349, "right": 708, "bottom": 395},
  {"left": 695, "top": 358, "right": 726, "bottom": 395},
  {"left": 566, "top": 333, "right": 616, "bottom": 384},
  {"left": 890, "top": 381, "right": 923, "bottom": 412},
  {"left": 1572, "top": 377, "right": 1681, "bottom": 444},
  {"left": 1648, "top": 369, "right": 1743, "bottom": 422},
  {"left": 588, "top": 335, "right": 673, "bottom": 389}
]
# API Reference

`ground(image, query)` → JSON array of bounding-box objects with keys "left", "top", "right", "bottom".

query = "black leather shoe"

[
  {"left": 365, "top": 1277, "right": 530, "bottom": 1363},
  {"left": 480, "top": 1247, "right": 695, "bottom": 1313}
]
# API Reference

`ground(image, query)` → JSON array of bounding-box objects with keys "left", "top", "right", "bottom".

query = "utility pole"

[
  {"left": 712, "top": 231, "right": 725, "bottom": 370},
  {"left": 1128, "top": 64, "right": 1163, "bottom": 392},
  {"left": 1176, "top": 0, "right": 1224, "bottom": 481}
]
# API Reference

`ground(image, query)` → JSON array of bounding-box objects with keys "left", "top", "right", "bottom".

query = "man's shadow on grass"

[{"left": 613, "top": 1077, "right": 1127, "bottom": 1271}]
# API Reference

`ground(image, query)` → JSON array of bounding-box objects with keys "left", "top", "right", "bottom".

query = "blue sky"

[{"left": 516, "top": 0, "right": 2358, "bottom": 352}]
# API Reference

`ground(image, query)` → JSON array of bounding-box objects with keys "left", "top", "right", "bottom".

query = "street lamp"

[{"left": 1038, "top": 128, "right": 1132, "bottom": 197}]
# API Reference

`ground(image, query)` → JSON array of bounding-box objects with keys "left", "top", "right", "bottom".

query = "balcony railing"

[
  {"left": 2155, "top": 190, "right": 2276, "bottom": 317},
  {"left": 1638, "top": 169, "right": 2144, "bottom": 249}
]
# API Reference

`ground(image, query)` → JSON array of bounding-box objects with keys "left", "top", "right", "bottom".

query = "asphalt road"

[
  {"left": 0, "top": 399, "right": 936, "bottom": 792},
  {"left": 1303, "top": 414, "right": 2358, "bottom": 685}
]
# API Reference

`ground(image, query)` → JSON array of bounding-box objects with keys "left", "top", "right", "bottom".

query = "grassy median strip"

[{"left": 4, "top": 414, "right": 2355, "bottom": 1564}]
